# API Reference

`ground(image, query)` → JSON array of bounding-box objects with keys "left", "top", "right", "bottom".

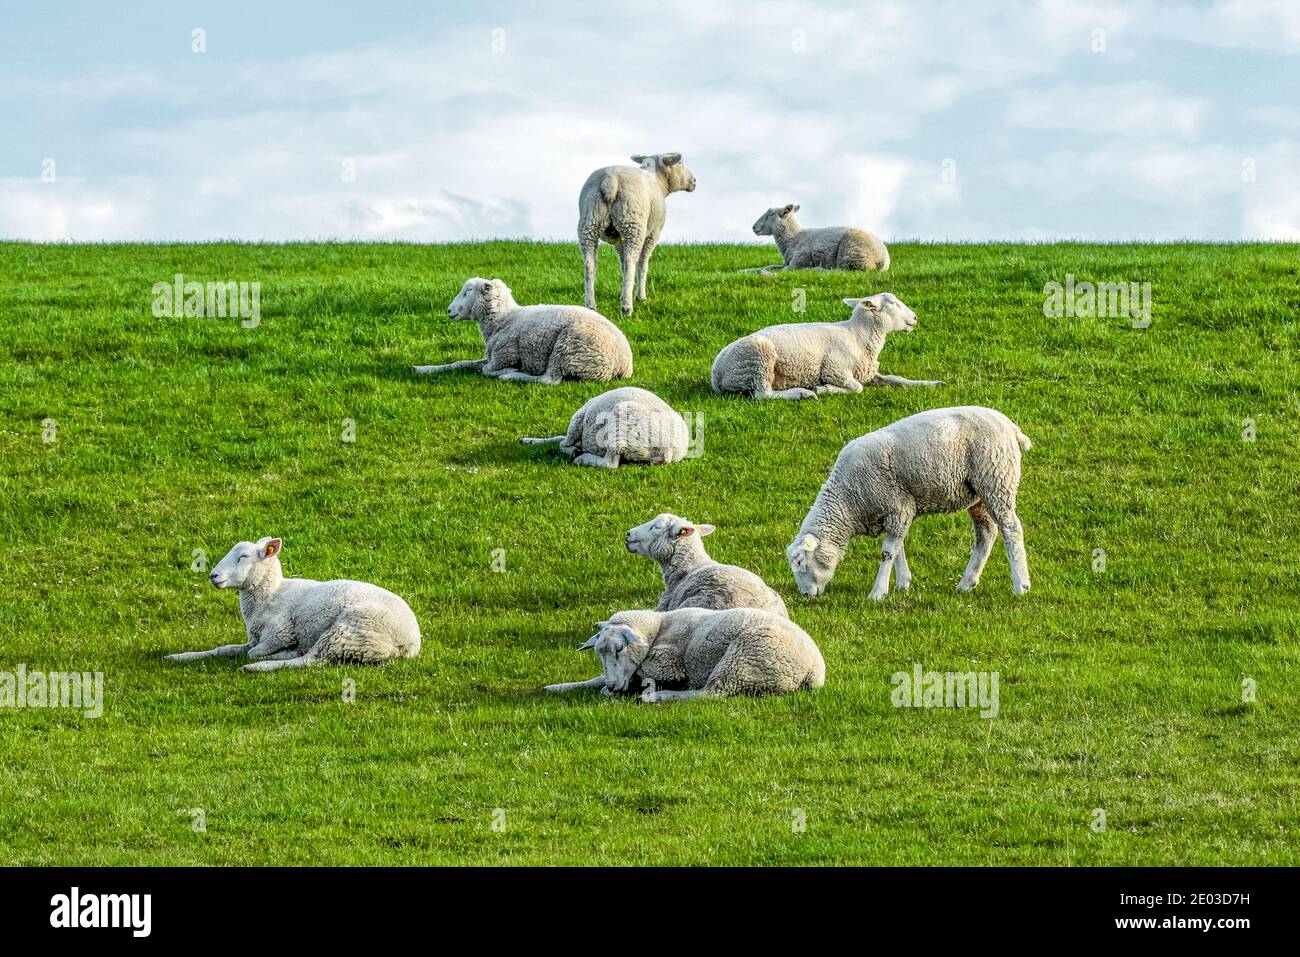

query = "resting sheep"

[
  {"left": 165, "top": 537, "right": 421, "bottom": 672},
  {"left": 544, "top": 608, "right": 824, "bottom": 703},
  {"left": 521, "top": 387, "right": 689, "bottom": 469},
  {"left": 578, "top": 153, "right": 697, "bottom": 316},
  {"left": 711, "top": 292, "right": 941, "bottom": 400},
  {"left": 786, "top": 406, "right": 1032, "bottom": 600},
  {"left": 625, "top": 513, "right": 787, "bottom": 616},
  {"left": 413, "top": 277, "right": 632, "bottom": 384},
  {"left": 750, "top": 204, "right": 889, "bottom": 273}
]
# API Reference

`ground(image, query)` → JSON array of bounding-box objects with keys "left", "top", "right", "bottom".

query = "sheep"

[
  {"left": 711, "top": 292, "right": 942, "bottom": 400},
  {"left": 749, "top": 204, "right": 890, "bottom": 273},
  {"left": 543, "top": 607, "right": 824, "bottom": 703},
  {"left": 413, "top": 277, "right": 633, "bottom": 384},
  {"left": 624, "top": 513, "right": 788, "bottom": 617},
  {"left": 786, "top": 406, "right": 1032, "bottom": 601},
  {"left": 164, "top": 537, "right": 421, "bottom": 672},
  {"left": 520, "top": 387, "right": 690, "bottom": 469},
  {"left": 578, "top": 153, "right": 697, "bottom": 316}
]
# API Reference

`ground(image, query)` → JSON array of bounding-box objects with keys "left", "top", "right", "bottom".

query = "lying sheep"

[
  {"left": 711, "top": 292, "right": 941, "bottom": 400},
  {"left": 625, "top": 513, "right": 787, "bottom": 616},
  {"left": 786, "top": 406, "right": 1032, "bottom": 600},
  {"left": 520, "top": 386, "right": 689, "bottom": 468},
  {"left": 165, "top": 537, "right": 421, "bottom": 672},
  {"left": 413, "top": 278, "right": 633, "bottom": 384},
  {"left": 544, "top": 607, "right": 824, "bottom": 703},
  {"left": 578, "top": 153, "right": 697, "bottom": 316},
  {"left": 750, "top": 204, "right": 889, "bottom": 273}
]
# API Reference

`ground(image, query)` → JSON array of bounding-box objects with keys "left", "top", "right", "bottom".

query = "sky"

[{"left": 2, "top": 0, "right": 1299, "bottom": 242}]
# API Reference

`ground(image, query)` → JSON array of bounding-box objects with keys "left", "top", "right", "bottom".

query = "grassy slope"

[{"left": 0, "top": 240, "right": 1297, "bottom": 865}]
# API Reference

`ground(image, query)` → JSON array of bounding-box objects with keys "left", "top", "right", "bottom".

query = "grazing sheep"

[
  {"left": 544, "top": 607, "right": 824, "bottom": 703},
  {"left": 786, "top": 406, "right": 1032, "bottom": 601},
  {"left": 624, "top": 513, "right": 788, "bottom": 616},
  {"left": 165, "top": 538, "right": 421, "bottom": 672},
  {"left": 711, "top": 292, "right": 941, "bottom": 400},
  {"left": 578, "top": 153, "right": 697, "bottom": 316},
  {"left": 413, "top": 278, "right": 633, "bottom": 384},
  {"left": 750, "top": 204, "right": 890, "bottom": 273},
  {"left": 520, "top": 386, "right": 689, "bottom": 469}
]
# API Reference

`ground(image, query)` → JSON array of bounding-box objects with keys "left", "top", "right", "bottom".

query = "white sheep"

[
  {"left": 543, "top": 607, "right": 824, "bottom": 703},
  {"left": 578, "top": 153, "right": 697, "bottom": 316},
  {"left": 520, "top": 386, "right": 689, "bottom": 469},
  {"left": 711, "top": 292, "right": 941, "bottom": 400},
  {"left": 413, "top": 278, "right": 633, "bottom": 384},
  {"left": 786, "top": 406, "right": 1032, "bottom": 601},
  {"left": 164, "top": 537, "right": 421, "bottom": 672},
  {"left": 624, "top": 513, "right": 788, "bottom": 616},
  {"left": 750, "top": 204, "right": 890, "bottom": 273}
]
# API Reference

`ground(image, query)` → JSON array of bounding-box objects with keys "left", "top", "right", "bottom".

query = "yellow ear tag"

[{"left": 802, "top": 535, "right": 817, "bottom": 551}]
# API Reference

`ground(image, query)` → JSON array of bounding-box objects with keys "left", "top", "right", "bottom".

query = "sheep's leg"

[
  {"left": 998, "top": 511, "right": 1031, "bottom": 595},
  {"left": 618, "top": 237, "right": 643, "bottom": 316},
  {"left": 412, "top": 358, "right": 486, "bottom": 375},
  {"left": 543, "top": 675, "right": 607, "bottom": 693},
  {"left": 581, "top": 239, "right": 599, "bottom": 310},
  {"left": 572, "top": 451, "right": 620, "bottom": 469},
  {"left": 497, "top": 369, "right": 562, "bottom": 385},
  {"left": 894, "top": 542, "right": 912, "bottom": 592},
  {"left": 813, "top": 375, "right": 865, "bottom": 396},
  {"left": 520, "top": 435, "right": 566, "bottom": 446},
  {"left": 754, "top": 387, "right": 817, "bottom": 400},
  {"left": 957, "top": 502, "right": 999, "bottom": 592},
  {"left": 635, "top": 240, "right": 656, "bottom": 301},
  {"left": 241, "top": 654, "right": 316, "bottom": 673},
  {"left": 165, "top": 643, "right": 248, "bottom": 662},
  {"left": 869, "top": 520, "right": 912, "bottom": 601},
  {"left": 640, "top": 688, "right": 712, "bottom": 703},
  {"left": 870, "top": 373, "right": 944, "bottom": 387}
]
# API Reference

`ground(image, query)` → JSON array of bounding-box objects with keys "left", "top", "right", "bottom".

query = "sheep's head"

[
  {"left": 448, "top": 277, "right": 510, "bottom": 323},
  {"left": 578, "top": 617, "right": 651, "bottom": 693},
  {"left": 844, "top": 292, "right": 916, "bottom": 334},
  {"left": 625, "top": 513, "right": 714, "bottom": 563},
  {"left": 753, "top": 204, "right": 799, "bottom": 235},
  {"left": 632, "top": 153, "right": 696, "bottom": 193},
  {"left": 786, "top": 532, "right": 839, "bottom": 598},
  {"left": 210, "top": 537, "right": 282, "bottom": 590}
]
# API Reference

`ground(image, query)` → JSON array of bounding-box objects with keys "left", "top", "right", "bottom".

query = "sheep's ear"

[
  {"left": 842, "top": 297, "right": 864, "bottom": 308},
  {"left": 630, "top": 154, "right": 649, "bottom": 165},
  {"left": 677, "top": 525, "right": 694, "bottom": 537},
  {"left": 697, "top": 524, "right": 716, "bottom": 537},
  {"left": 801, "top": 534, "right": 819, "bottom": 551},
  {"left": 781, "top": 204, "right": 795, "bottom": 216},
  {"left": 661, "top": 153, "right": 682, "bottom": 166},
  {"left": 262, "top": 538, "right": 282, "bottom": 559},
  {"left": 578, "top": 635, "right": 600, "bottom": 651},
  {"left": 618, "top": 625, "right": 645, "bottom": 646}
]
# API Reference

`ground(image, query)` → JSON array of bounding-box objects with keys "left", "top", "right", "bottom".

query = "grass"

[{"left": 1, "top": 239, "right": 1298, "bottom": 865}]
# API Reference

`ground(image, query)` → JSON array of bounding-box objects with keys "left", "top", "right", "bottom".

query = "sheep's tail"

[
  {"left": 521, "top": 435, "right": 565, "bottom": 445},
  {"left": 598, "top": 174, "right": 619, "bottom": 206},
  {"left": 1015, "top": 427, "right": 1032, "bottom": 451}
]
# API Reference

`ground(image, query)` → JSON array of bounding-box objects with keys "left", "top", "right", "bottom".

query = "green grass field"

[{"left": 2, "top": 240, "right": 1297, "bottom": 865}]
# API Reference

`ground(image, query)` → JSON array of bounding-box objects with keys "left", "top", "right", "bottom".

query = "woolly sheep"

[
  {"left": 624, "top": 513, "right": 788, "bottom": 616},
  {"left": 413, "top": 277, "right": 633, "bottom": 384},
  {"left": 164, "top": 537, "right": 421, "bottom": 672},
  {"left": 711, "top": 292, "right": 941, "bottom": 400},
  {"left": 578, "top": 153, "right": 697, "bottom": 316},
  {"left": 786, "top": 406, "right": 1032, "bottom": 601},
  {"left": 544, "top": 607, "right": 824, "bottom": 703},
  {"left": 520, "top": 386, "right": 689, "bottom": 469},
  {"left": 750, "top": 204, "right": 890, "bottom": 273}
]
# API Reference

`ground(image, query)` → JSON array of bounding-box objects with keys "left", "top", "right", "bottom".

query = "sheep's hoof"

[
  {"left": 956, "top": 579, "right": 977, "bottom": 592},
  {"left": 867, "top": 590, "right": 888, "bottom": 602},
  {"left": 1013, "top": 582, "right": 1031, "bottom": 596}
]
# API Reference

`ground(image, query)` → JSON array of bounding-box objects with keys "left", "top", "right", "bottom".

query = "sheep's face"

[
  {"left": 625, "top": 513, "right": 714, "bottom": 562},
  {"left": 578, "top": 622, "right": 647, "bottom": 693},
  {"left": 633, "top": 153, "right": 696, "bottom": 193},
  {"left": 786, "top": 532, "right": 838, "bottom": 598},
  {"left": 448, "top": 277, "right": 508, "bottom": 322},
  {"left": 753, "top": 204, "right": 799, "bottom": 235},
  {"left": 845, "top": 292, "right": 916, "bottom": 334},
  {"left": 210, "top": 537, "right": 281, "bottom": 590}
]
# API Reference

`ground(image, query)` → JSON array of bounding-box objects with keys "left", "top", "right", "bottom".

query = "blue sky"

[{"left": 3, "top": 0, "right": 1299, "bottom": 241}]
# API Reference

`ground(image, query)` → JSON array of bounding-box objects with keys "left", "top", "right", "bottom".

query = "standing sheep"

[
  {"left": 165, "top": 537, "right": 421, "bottom": 672},
  {"left": 750, "top": 204, "right": 890, "bottom": 273},
  {"left": 543, "top": 607, "right": 824, "bottom": 703},
  {"left": 520, "top": 386, "right": 690, "bottom": 469},
  {"left": 413, "top": 278, "right": 632, "bottom": 384},
  {"left": 786, "top": 406, "right": 1032, "bottom": 600},
  {"left": 624, "top": 513, "right": 788, "bottom": 616},
  {"left": 578, "top": 153, "right": 697, "bottom": 316},
  {"left": 711, "top": 292, "right": 941, "bottom": 400}
]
